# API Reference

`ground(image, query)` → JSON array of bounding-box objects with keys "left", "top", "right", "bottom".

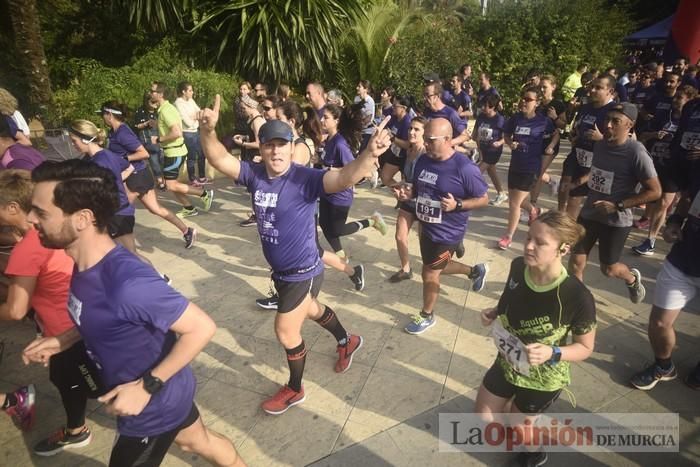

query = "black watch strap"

[
  {"left": 455, "top": 199, "right": 463, "bottom": 211},
  {"left": 142, "top": 372, "right": 164, "bottom": 395}
]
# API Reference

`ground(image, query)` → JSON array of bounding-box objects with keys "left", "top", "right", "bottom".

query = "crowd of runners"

[{"left": 0, "top": 52, "right": 699, "bottom": 466}]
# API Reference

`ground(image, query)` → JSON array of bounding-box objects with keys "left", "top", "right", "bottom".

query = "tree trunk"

[{"left": 7, "top": 0, "right": 52, "bottom": 114}]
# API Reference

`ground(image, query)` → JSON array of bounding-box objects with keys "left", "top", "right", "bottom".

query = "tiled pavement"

[{"left": 0, "top": 146, "right": 698, "bottom": 466}]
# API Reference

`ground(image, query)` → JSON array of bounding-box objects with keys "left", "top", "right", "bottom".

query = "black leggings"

[
  {"left": 318, "top": 198, "right": 370, "bottom": 252},
  {"left": 48, "top": 341, "right": 104, "bottom": 429}
]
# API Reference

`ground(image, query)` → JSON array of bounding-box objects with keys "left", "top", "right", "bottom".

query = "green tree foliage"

[{"left": 49, "top": 39, "right": 238, "bottom": 129}]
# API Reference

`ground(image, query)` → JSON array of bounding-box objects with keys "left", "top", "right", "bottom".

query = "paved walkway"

[{"left": 0, "top": 148, "right": 698, "bottom": 466}]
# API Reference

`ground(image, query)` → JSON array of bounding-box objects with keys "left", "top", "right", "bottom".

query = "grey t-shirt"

[{"left": 580, "top": 139, "right": 657, "bottom": 227}]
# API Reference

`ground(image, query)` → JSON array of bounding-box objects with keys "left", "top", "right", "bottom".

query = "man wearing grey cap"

[
  {"left": 198, "top": 96, "right": 392, "bottom": 415},
  {"left": 569, "top": 102, "right": 661, "bottom": 303}
]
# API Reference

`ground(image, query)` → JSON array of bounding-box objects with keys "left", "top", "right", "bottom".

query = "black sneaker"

[
  {"left": 684, "top": 362, "right": 700, "bottom": 390},
  {"left": 389, "top": 269, "right": 412, "bottom": 283},
  {"left": 350, "top": 264, "right": 365, "bottom": 291},
  {"left": 183, "top": 227, "right": 197, "bottom": 249},
  {"left": 516, "top": 450, "right": 548, "bottom": 466},
  {"left": 256, "top": 294, "right": 279, "bottom": 310},
  {"left": 630, "top": 362, "right": 677, "bottom": 390},
  {"left": 34, "top": 426, "right": 92, "bottom": 456},
  {"left": 240, "top": 213, "right": 257, "bottom": 227}
]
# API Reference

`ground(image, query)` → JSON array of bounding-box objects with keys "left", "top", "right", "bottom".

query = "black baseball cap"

[{"left": 258, "top": 120, "right": 293, "bottom": 143}]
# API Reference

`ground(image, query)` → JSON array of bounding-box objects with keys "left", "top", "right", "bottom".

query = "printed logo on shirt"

[
  {"left": 417, "top": 169, "right": 438, "bottom": 185},
  {"left": 508, "top": 278, "right": 519, "bottom": 290},
  {"left": 514, "top": 126, "right": 531, "bottom": 136},
  {"left": 67, "top": 292, "right": 82, "bottom": 326},
  {"left": 253, "top": 191, "right": 278, "bottom": 208},
  {"left": 582, "top": 115, "right": 597, "bottom": 125},
  {"left": 656, "top": 102, "right": 671, "bottom": 111}
]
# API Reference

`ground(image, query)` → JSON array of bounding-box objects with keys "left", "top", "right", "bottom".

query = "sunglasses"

[
  {"left": 262, "top": 105, "right": 274, "bottom": 111},
  {"left": 423, "top": 93, "right": 438, "bottom": 99},
  {"left": 424, "top": 135, "right": 448, "bottom": 142},
  {"left": 520, "top": 96, "right": 537, "bottom": 102}
]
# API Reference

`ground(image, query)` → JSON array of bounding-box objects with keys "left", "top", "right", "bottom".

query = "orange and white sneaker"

[
  {"left": 335, "top": 335, "right": 363, "bottom": 373},
  {"left": 261, "top": 385, "right": 305, "bottom": 415}
]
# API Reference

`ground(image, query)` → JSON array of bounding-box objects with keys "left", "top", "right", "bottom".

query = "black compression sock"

[
  {"left": 315, "top": 306, "right": 349, "bottom": 345},
  {"left": 285, "top": 341, "right": 307, "bottom": 392}
]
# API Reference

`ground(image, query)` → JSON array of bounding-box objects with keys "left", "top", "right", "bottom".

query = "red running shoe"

[
  {"left": 335, "top": 335, "right": 363, "bottom": 373},
  {"left": 261, "top": 385, "right": 305, "bottom": 415},
  {"left": 4, "top": 384, "right": 35, "bottom": 432}
]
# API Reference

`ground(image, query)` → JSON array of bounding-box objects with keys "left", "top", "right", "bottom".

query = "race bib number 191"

[
  {"left": 416, "top": 195, "right": 442, "bottom": 223},
  {"left": 492, "top": 320, "right": 530, "bottom": 376}
]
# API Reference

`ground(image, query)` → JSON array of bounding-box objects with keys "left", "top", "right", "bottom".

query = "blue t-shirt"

[
  {"left": 425, "top": 106, "right": 466, "bottom": 138},
  {"left": 412, "top": 152, "right": 488, "bottom": 244},
  {"left": 444, "top": 90, "right": 471, "bottom": 122},
  {"left": 321, "top": 133, "right": 354, "bottom": 206},
  {"left": 67, "top": 246, "right": 193, "bottom": 437},
  {"left": 475, "top": 113, "right": 506, "bottom": 159},
  {"left": 107, "top": 124, "right": 147, "bottom": 171},
  {"left": 238, "top": 162, "right": 326, "bottom": 281},
  {"left": 89, "top": 149, "right": 135, "bottom": 216},
  {"left": 631, "top": 84, "right": 655, "bottom": 107},
  {"left": 669, "top": 98, "right": 700, "bottom": 276},
  {"left": 504, "top": 113, "right": 555, "bottom": 174}
]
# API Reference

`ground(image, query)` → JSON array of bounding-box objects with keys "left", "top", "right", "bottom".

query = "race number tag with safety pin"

[
  {"left": 689, "top": 191, "right": 700, "bottom": 219},
  {"left": 587, "top": 166, "right": 614, "bottom": 194},
  {"left": 390, "top": 143, "right": 401, "bottom": 157},
  {"left": 416, "top": 195, "right": 442, "bottom": 223},
  {"left": 575, "top": 148, "right": 594, "bottom": 167},
  {"left": 492, "top": 320, "right": 530, "bottom": 376}
]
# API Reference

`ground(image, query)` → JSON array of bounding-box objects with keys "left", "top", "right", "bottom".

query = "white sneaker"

[
  {"left": 548, "top": 177, "right": 560, "bottom": 195},
  {"left": 490, "top": 192, "right": 508, "bottom": 206},
  {"left": 370, "top": 170, "right": 379, "bottom": 189},
  {"left": 519, "top": 209, "right": 529, "bottom": 223}
]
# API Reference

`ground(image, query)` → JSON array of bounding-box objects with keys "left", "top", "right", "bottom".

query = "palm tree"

[{"left": 7, "top": 0, "right": 52, "bottom": 112}]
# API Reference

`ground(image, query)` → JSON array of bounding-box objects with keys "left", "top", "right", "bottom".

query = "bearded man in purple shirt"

[
  {"left": 394, "top": 118, "right": 490, "bottom": 335},
  {"left": 22, "top": 159, "right": 245, "bottom": 467},
  {"left": 200, "top": 95, "right": 392, "bottom": 415}
]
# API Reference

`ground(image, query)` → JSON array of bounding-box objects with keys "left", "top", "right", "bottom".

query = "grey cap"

[
  {"left": 610, "top": 102, "right": 638, "bottom": 122},
  {"left": 258, "top": 120, "right": 293, "bottom": 143}
]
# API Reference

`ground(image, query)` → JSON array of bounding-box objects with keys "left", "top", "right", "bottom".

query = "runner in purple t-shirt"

[
  {"left": 499, "top": 87, "right": 559, "bottom": 251},
  {"left": 473, "top": 94, "right": 507, "bottom": 206},
  {"left": 200, "top": 96, "right": 392, "bottom": 415},
  {"left": 394, "top": 118, "right": 489, "bottom": 335},
  {"left": 318, "top": 103, "right": 388, "bottom": 259},
  {"left": 423, "top": 82, "right": 470, "bottom": 147},
  {"left": 99, "top": 102, "right": 196, "bottom": 249},
  {"left": 23, "top": 159, "right": 245, "bottom": 467}
]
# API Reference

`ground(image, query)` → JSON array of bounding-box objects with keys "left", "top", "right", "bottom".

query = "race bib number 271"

[{"left": 492, "top": 320, "right": 530, "bottom": 376}]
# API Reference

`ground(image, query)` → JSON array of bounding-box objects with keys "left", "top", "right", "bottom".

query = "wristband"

[
  {"left": 142, "top": 372, "right": 164, "bottom": 395},
  {"left": 548, "top": 346, "right": 562, "bottom": 365},
  {"left": 455, "top": 199, "right": 463, "bottom": 211}
]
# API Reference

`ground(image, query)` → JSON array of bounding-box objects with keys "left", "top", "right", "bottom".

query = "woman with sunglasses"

[{"left": 498, "top": 86, "right": 559, "bottom": 250}]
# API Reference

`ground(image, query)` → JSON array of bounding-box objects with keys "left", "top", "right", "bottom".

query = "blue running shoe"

[
  {"left": 405, "top": 313, "right": 436, "bottom": 335},
  {"left": 469, "top": 263, "right": 488, "bottom": 292}
]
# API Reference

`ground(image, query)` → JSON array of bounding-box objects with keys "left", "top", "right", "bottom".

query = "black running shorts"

[
  {"left": 482, "top": 362, "right": 561, "bottom": 414},
  {"left": 273, "top": 270, "right": 324, "bottom": 314}
]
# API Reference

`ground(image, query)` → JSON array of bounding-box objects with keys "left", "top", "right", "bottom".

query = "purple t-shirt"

[
  {"left": 321, "top": 133, "right": 354, "bottom": 206},
  {"left": 425, "top": 106, "right": 466, "bottom": 138},
  {"left": 412, "top": 152, "right": 488, "bottom": 244},
  {"left": 631, "top": 84, "right": 655, "bottom": 107},
  {"left": 504, "top": 113, "right": 555, "bottom": 174},
  {"left": 477, "top": 86, "right": 500, "bottom": 109},
  {"left": 475, "top": 113, "right": 506, "bottom": 159},
  {"left": 644, "top": 94, "right": 674, "bottom": 130},
  {"left": 107, "top": 124, "right": 147, "bottom": 171},
  {"left": 570, "top": 101, "right": 617, "bottom": 170},
  {"left": 0, "top": 143, "right": 44, "bottom": 170},
  {"left": 395, "top": 113, "right": 412, "bottom": 141},
  {"left": 67, "top": 245, "right": 193, "bottom": 437},
  {"left": 88, "top": 149, "right": 135, "bottom": 216},
  {"left": 238, "top": 162, "right": 325, "bottom": 281},
  {"left": 444, "top": 90, "right": 471, "bottom": 123}
]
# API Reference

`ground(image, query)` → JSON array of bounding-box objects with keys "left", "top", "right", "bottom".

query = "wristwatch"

[
  {"left": 455, "top": 199, "right": 463, "bottom": 211},
  {"left": 142, "top": 372, "right": 164, "bottom": 395},
  {"left": 616, "top": 201, "right": 625, "bottom": 211},
  {"left": 548, "top": 346, "right": 562, "bottom": 365}
]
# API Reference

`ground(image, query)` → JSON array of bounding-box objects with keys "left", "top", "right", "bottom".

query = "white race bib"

[
  {"left": 416, "top": 195, "right": 442, "bottom": 223},
  {"left": 689, "top": 191, "right": 700, "bottom": 219},
  {"left": 650, "top": 141, "right": 671, "bottom": 160},
  {"left": 680, "top": 132, "right": 700, "bottom": 150},
  {"left": 575, "top": 148, "right": 594, "bottom": 168},
  {"left": 67, "top": 292, "right": 83, "bottom": 326},
  {"left": 587, "top": 166, "right": 615, "bottom": 194},
  {"left": 492, "top": 320, "right": 530, "bottom": 376},
  {"left": 478, "top": 126, "right": 494, "bottom": 142}
]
